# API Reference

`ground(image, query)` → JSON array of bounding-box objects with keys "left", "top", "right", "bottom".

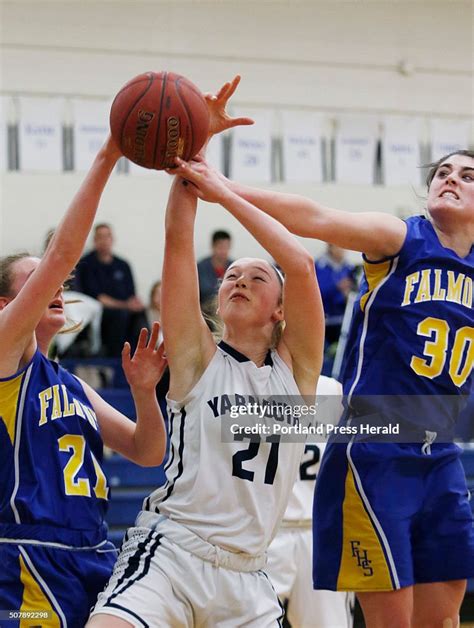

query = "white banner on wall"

[
  {"left": 206, "top": 134, "right": 224, "bottom": 172},
  {"left": 0, "top": 97, "right": 8, "bottom": 172},
  {"left": 229, "top": 109, "right": 272, "bottom": 183},
  {"left": 72, "top": 99, "right": 110, "bottom": 171},
  {"left": 382, "top": 116, "right": 422, "bottom": 186},
  {"left": 430, "top": 118, "right": 471, "bottom": 162},
  {"left": 335, "top": 116, "right": 378, "bottom": 185},
  {"left": 18, "top": 97, "right": 63, "bottom": 172},
  {"left": 281, "top": 111, "right": 323, "bottom": 183}
]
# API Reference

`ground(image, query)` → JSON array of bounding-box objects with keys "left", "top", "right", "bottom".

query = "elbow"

[
  {"left": 133, "top": 442, "right": 166, "bottom": 468},
  {"left": 286, "top": 252, "right": 316, "bottom": 278}
]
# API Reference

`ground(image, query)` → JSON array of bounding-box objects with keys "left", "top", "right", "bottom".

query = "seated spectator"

[
  {"left": 197, "top": 229, "right": 233, "bottom": 314},
  {"left": 73, "top": 223, "right": 148, "bottom": 357},
  {"left": 146, "top": 280, "right": 163, "bottom": 344},
  {"left": 315, "top": 244, "right": 356, "bottom": 345}
]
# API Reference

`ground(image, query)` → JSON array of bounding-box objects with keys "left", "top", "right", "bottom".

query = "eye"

[
  {"left": 226, "top": 273, "right": 237, "bottom": 280},
  {"left": 437, "top": 169, "right": 449, "bottom": 178},
  {"left": 463, "top": 174, "right": 474, "bottom": 181},
  {"left": 253, "top": 276, "right": 266, "bottom": 282}
]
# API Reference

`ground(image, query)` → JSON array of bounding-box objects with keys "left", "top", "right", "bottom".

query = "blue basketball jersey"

[
  {"left": 341, "top": 215, "right": 473, "bottom": 433},
  {"left": 0, "top": 350, "right": 109, "bottom": 548}
]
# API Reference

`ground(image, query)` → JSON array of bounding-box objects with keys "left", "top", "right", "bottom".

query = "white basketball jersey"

[
  {"left": 283, "top": 376, "right": 342, "bottom": 522},
  {"left": 144, "top": 341, "right": 305, "bottom": 556}
]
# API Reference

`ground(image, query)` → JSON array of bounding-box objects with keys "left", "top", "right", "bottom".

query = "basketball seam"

[
  {"left": 152, "top": 71, "right": 168, "bottom": 169},
  {"left": 118, "top": 73, "right": 155, "bottom": 157},
  {"left": 175, "top": 77, "right": 194, "bottom": 161}
]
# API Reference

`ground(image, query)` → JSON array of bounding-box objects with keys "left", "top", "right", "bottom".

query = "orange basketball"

[{"left": 110, "top": 71, "right": 210, "bottom": 170}]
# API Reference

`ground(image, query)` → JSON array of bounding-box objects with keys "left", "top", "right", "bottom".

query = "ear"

[
  {"left": 0, "top": 297, "right": 11, "bottom": 311},
  {"left": 271, "top": 304, "right": 284, "bottom": 323}
]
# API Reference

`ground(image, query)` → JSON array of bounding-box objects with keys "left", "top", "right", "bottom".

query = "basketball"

[{"left": 110, "top": 71, "right": 210, "bottom": 170}]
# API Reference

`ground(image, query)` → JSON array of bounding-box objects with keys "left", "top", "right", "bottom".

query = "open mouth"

[
  {"left": 440, "top": 191, "right": 459, "bottom": 200},
  {"left": 49, "top": 302, "right": 64, "bottom": 310}
]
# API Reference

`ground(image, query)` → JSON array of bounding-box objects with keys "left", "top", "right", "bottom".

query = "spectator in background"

[
  {"left": 146, "top": 280, "right": 163, "bottom": 344},
  {"left": 74, "top": 223, "right": 148, "bottom": 357},
  {"left": 315, "top": 244, "right": 356, "bottom": 345},
  {"left": 197, "top": 229, "right": 233, "bottom": 314}
]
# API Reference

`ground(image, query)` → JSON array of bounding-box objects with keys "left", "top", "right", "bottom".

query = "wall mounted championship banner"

[
  {"left": 335, "top": 115, "right": 378, "bottom": 185},
  {"left": 430, "top": 118, "right": 471, "bottom": 162},
  {"left": 18, "top": 97, "right": 63, "bottom": 171},
  {"left": 281, "top": 111, "right": 324, "bottom": 183},
  {"left": 382, "top": 116, "right": 422, "bottom": 186},
  {"left": 0, "top": 97, "right": 8, "bottom": 171},
  {"left": 72, "top": 99, "right": 110, "bottom": 171},
  {"left": 229, "top": 109, "right": 272, "bottom": 183}
]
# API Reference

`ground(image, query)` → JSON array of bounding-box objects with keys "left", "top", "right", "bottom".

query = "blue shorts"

[
  {"left": 313, "top": 440, "right": 474, "bottom": 591},
  {"left": 0, "top": 541, "right": 117, "bottom": 627}
]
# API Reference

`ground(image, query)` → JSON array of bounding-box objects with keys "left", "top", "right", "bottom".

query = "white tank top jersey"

[
  {"left": 143, "top": 340, "right": 306, "bottom": 556},
  {"left": 283, "top": 376, "right": 342, "bottom": 523}
]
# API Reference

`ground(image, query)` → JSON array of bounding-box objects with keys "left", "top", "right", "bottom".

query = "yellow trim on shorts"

[
  {"left": 19, "top": 554, "right": 60, "bottom": 627},
  {"left": 0, "top": 373, "right": 24, "bottom": 445},
  {"left": 337, "top": 466, "right": 394, "bottom": 591},
  {"left": 359, "top": 259, "right": 393, "bottom": 311}
]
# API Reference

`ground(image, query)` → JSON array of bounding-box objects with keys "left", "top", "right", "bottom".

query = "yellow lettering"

[
  {"left": 432, "top": 269, "right": 446, "bottom": 301},
  {"left": 83, "top": 405, "right": 99, "bottom": 430},
  {"left": 414, "top": 269, "right": 432, "bottom": 303},
  {"left": 446, "top": 271, "right": 464, "bottom": 304},
  {"left": 61, "top": 385, "right": 76, "bottom": 418},
  {"left": 92, "top": 453, "right": 109, "bottom": 500},
  {"left": 51, "top": 385, "right": 62, "bottom": 420},
  {"left": 38, "top": 388, "right": 52, "bottom": 426},
  {"left": 73, "top": 399, "right": 86, "bottom": 419},
  {"left": 401, "top": 272, "right": 419, "bottom": 306},
  {"left": 462, "top": 277, "right": 473, "bottom": 308}
]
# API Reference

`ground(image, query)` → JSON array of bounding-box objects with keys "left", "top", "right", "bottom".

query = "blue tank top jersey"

[
  {"left": 0, "top": 350, "right": 109, "bottom": 547},
  {"left": 341, "top": 215, "right": 473, "bottom": 432}
]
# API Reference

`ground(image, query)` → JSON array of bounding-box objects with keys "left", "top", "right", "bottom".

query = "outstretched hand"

[
  {"left": 122, "top": 322, "right": 167, "bottom": 392},
  {"left": 205, "top": 75, "right": 254, "bottom": 137},
  {"left": 175, "top": 157, "right": 231, "bottom": 204}
]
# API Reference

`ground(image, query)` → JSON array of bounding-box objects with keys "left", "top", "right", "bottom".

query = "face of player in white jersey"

[
  {"left": 217, "top": 257, "right": 284, "bottom": 336},
  {"left": 3, "top": 256, "right": 67, "bottom": 338},
  {"left": 427, "top": 153, "right": 474, "bottom": 228}
]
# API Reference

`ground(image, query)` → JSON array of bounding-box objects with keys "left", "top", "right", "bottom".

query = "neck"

[
  {"left": 212, "top": 256, "right": 226, "bottom": 268},
  {"left": 431, "top": 220, "right": 474, "bottom": 258},
  {"left": 222, "top": 327, "right": 273, "bottom": 366},
  {"left": 97, "top": 251, "right": 113, "bottom": 263},
  {"left": 36, "top": 330, "right": 54, "bottom": 357}
]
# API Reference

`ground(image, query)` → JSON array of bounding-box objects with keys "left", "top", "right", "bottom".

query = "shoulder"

[{"left": 197, "top": 256, "right": 212, "bottom": 268}]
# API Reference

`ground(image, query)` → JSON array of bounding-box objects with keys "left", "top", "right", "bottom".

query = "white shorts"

[
  {"left": 90, "top": 514, "right": 284, "bottom": 627},
  {"left": 266, "top": 525, "right": 354, "bottom": 628}
]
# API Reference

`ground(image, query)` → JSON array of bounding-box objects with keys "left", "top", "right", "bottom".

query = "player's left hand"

[
  {"left": 175, "top": 156, "right": 230, "bottom": 204},
  {"left": 205, "top": 75, "right": 254, "bottom": 136},
  {"left": 122, "top": 322, "right": 167, "bottom": 392}
]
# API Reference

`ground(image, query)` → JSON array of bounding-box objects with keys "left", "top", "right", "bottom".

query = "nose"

[
  {"left": 235, "top": 274, "right": 247, "bottom": 287},
  {"left": 446, "top": 171, "right": 458, "bottom": 185}
]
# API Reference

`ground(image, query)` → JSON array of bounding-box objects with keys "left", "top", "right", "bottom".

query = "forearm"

[
  {"left": 130, "top": 387, "right": 166, "bottom": 466},
  {"left": 47, "top": 142, "right": 120, "bottom": 267},
  {"left": 226, "top": 181, "right": 322, "bottom": 238},
  {"left": 220, "top": 189, "right": 314, "bottom": 274}
]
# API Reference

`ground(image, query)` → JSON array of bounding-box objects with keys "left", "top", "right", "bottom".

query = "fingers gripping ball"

[{"left": 110, "top": 71, "right": 210, "bottom": 170}]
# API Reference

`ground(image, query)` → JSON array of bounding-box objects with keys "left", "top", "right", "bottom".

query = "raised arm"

[
  {"left": 176, "top": 158, "right": 324, "bottom": 395},
  {"left": 0, "top": 137, "right": 121, "bottom": 364},
  {"left": 161, "top": 178, "right": 216, "bottom": 400},
  {"left": 224, "top": 182, "right": 407, "bottom": 261},
  {"left": 81, "top": 323, "right": 167, "bottom": 466}
]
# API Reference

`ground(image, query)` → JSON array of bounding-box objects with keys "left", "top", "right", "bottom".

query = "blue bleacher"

[{"left": 103, "top": 454, "right": 167, "bottom": 547}]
